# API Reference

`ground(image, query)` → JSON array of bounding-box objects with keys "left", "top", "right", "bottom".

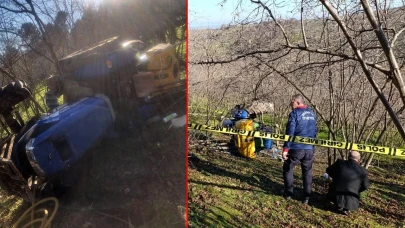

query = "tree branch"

[
  {"left": 390, "top": 26, "right": 405, "bottom": 49},
  {"left": 300, "top": 0, "right": 308, "bottom": 48},
  {"left": 360, "top": 0, "right": 405, "bottom": 105},
  {"left": 250, "top": 0, "right": 291, "bottom": 46},
  {"left": 190, "top": 43, "right": 391, "bottom": 76},
  {"left": 320, "top": 0, "right": 405, "bottom": 142},
  {"left": 0, "top": 29, "right": 55, "bottom": 63},
  {"left": 189, "top": 48, "right": 285, "bottom": 64},
  {"left": 257, "top": 58, "right": 331, "bottom": 131},
  {"left": 0, "top": 67, "right": 17, "bottom": 80},
  {"left": 287, "top": 45, "right": 391, "bottom": 75},
  {"left": 0, "top": 5, "right": 30, "bottom": 14}
]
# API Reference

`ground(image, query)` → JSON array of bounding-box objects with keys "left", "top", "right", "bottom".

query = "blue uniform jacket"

[{"left": 283, "top": 106, "right": 317, "bottom": 151}]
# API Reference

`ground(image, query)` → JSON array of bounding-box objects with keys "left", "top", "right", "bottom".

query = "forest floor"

[{"left": 188, "top": 136, "right": 405, "bottom": 228}]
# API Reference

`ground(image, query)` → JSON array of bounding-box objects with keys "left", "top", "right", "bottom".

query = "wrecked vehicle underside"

[{"left": 0, "top": 36, "right": 185, "bottom": 201}]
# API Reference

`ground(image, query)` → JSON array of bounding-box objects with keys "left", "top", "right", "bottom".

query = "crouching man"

[{"left": 326, "top": 151, "right": 369, "bottom": 215}]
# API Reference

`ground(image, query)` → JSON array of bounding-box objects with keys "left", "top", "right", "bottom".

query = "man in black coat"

[{"left": 326, "top": 151, "right": 369, "bottom": 215}]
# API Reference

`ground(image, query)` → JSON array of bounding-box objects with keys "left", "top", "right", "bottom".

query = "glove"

[{"left": 282, "top": 151, "right": 288, "bottom": 161}]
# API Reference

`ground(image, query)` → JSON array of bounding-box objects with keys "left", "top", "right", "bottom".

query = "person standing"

[
  {"left": 326, "top": 151, "right": 369, "bottom": 215},
  {"left": 282, "top": 94, "right": 317, "bottom": 204}
]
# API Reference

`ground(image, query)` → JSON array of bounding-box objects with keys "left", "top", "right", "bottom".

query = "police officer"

[{"left": 282, "top": 94, "right": 317, "bottom": 204}]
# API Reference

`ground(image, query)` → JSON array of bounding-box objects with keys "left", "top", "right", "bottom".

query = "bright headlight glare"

[{"left": 139, "top": 54, "right": 147, "bottom": 60}]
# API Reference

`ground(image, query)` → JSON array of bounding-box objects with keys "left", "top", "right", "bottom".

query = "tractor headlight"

[
  {"left": 25, "top": 138, "right": 37, "bottom": 169},
  {"left": 25, "top": 138, "right": 35, "bottom": 155},
  {"left": 139, "top": 54, "right": 147, "bottom": 61},
  {"left": 25, "top": 138, "right": 46, "bottom": 177}
]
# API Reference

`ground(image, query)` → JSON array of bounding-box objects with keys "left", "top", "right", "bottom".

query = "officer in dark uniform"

[{"left": 282, "top": 94, "right": 317, "bottom": 204}]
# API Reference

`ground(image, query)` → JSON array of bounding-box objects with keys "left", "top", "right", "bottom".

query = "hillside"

[
  {"left": 188, "top": 142, "right": 405, "bottom": 227},
  {"left": 188, "top": 8, "right": 405, "bottom": 162},
  {"left": 188, "top": 2, "right": 405, "bottom": 227}
]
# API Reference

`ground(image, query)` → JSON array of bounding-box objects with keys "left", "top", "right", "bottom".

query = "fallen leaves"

[{"left": 189, "top": 146, "right": 405, "bottom": 227}]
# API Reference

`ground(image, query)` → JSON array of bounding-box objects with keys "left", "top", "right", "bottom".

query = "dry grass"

[{"left": 188, "top": 140, "right": 405, "bottom": 228}]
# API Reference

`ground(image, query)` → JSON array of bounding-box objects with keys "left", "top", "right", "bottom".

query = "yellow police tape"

[{"left": 188, "top": 123, "right": 405, "bottom": 158}]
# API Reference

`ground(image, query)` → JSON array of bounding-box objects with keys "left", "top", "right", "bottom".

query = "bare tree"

[{"left": 189, "top": 0, "right": 405, "bottom": 165}]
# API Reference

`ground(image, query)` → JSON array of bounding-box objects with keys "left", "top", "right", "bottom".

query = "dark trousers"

[
  {"left": 326, "top": 183, "right": 361, "bottom": 210},
  {"left": 283, "top": 149, "right": 314, "bottom": 198}
]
